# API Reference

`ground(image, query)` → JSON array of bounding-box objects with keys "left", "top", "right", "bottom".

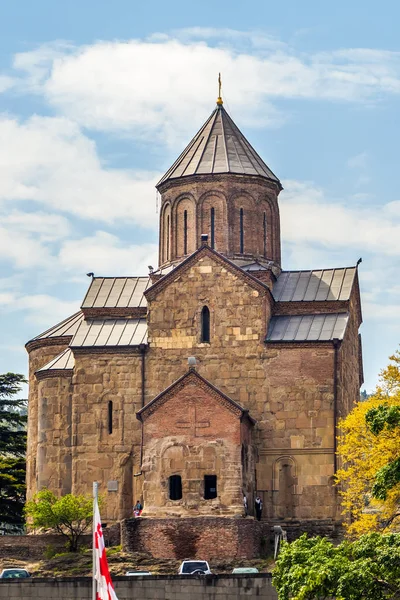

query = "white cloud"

[
  {"left": 0, "top": 225, "right": 53, "bottom": 269},
  {"left": 0, "top": 75, "right": 14, "bottom": 93},
  {"left": 281, "top": 180, "right": 400, "bottom": 256},
  {"left": 2, "top": 211, "right": 71, "bottom": 241},
  {"left": 58, "top": 231, "right": 158, "bottom": 276},
  {"left": 0, "top": 115, "right": 160, "bottom": 226},
  {"left": 363, "top": 302, "right": 400, "bottom": 321},
  {"left": 7, "top": 33, "right": 400, "bottom": 143},
  {"left": 1, "top": 292, "right": 80, "bottom": 327}
]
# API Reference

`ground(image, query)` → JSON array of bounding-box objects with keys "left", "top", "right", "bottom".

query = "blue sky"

[{"left": 1, "top": 0, "right": 400, "bottom": 391}]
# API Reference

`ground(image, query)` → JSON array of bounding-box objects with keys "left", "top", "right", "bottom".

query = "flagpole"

[{"left": 92, "top": 481, "right": 98, "bottom": 600}]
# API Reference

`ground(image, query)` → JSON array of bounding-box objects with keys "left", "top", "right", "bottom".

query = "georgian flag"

[{"left": 94, "top": 500, "right": 119, "bottom": 600}]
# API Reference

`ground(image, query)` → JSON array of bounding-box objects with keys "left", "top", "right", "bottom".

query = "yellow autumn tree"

[{"left": 336, "top": 349, "right": 400, "bottom": 537}]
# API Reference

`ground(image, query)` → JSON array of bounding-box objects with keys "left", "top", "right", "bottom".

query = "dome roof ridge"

[{"left": 156, "top": 105, "right": 281, "bottom": 189}]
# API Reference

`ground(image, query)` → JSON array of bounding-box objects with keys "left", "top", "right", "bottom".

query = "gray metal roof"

[
  {"left": 272, "top": 268, "right": 356, "bottom": 302},
  {"left": 157, "top": 105, "right": 281, "bottom": 188},
  {"left": 70, "top": 318, "right": 147, "bottom": 347},
  {"left": 81, "top": 277, "right": 150, "bottom": 309},
  {"left": 266, "top": 313, "right": 349, "bottom": 342},
  {"left": 37, "top": 348, "right": 75, "bottom": 372},
  {"left": 30, "top": 312, "right": 83, "bottom": 341}
]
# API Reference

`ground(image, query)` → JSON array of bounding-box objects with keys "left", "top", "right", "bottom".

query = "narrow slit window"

[
  {"left": 166, "top": 215, "right": 170, "bottom": 260},
  {"left": 204, "top": 475, "right": 217, "bottom": 500},
  {"left": 263, "top": 212, "right": 267, "bottom": 257},
  {"left": 210, "top": 207, "right": 215, "bottom": 250},
  {"left": 169, "top": 475, "right": 182, "bottom": 500},
  {"left": 201, "top": 306, "right": 210, "bottom": 343},
  {"left": 183, "top": 210, "right": 188, "bottom": 255},
  {"left": 108, "top": 400, "right": 113, "bottom": 435},
  {"left": 240, "top": 208, "right": 244, "bottom": 253}
]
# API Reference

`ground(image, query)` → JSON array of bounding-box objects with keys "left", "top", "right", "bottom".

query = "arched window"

[
  {"left": 166, "top": 215, "right": 170, "bottom": 260},
  {"left": 201, "top": 306, "right": 210, "bottom": 343},
  {"left": 263, "top": 212, "right": 267, "bottom": 257},
  {"left": 108, "top": 400, "right": 113, "bottom": 434},
  {"left": 204, "top": 475, "right": 217, "bottom": 499},
  {"left": 240, "top": 208, "right": 244, "bottom": 254},
  {"left": 169, "top": 475, "right": 182, "bottom": 500},
  {"left": 210, "top": 207, "right": 215, "bottom": 250},
  {"left": 183, "top": 210, "right": 188, "bottom": 255}
]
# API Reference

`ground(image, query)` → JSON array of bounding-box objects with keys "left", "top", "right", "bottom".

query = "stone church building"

[{"left": 26, "top": 96, "right": 363, "bottom": 536}]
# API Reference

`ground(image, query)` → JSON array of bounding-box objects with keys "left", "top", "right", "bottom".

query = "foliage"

[
  {"left": 25, "top": 489, "right": 94, "bottom": 552},
  {"left": 272, "top": 532, "right": 400, "bottom": 600},
  {"left": 0, "top": 456, "right": 26, "bottom": 532},
  {"left": 336, "top": 350, "right": 400, "bottom": 535},
  {"left": 0, "top": 373, "right": 27, "bottom": 531},
  {"left": 0, "top": 373, "right": 27, "bottom": 456}
]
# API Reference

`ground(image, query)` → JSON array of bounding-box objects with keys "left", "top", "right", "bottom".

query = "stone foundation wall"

[
  {"left": 122, "top": 517, "right": 268, "bottom": 559},
  {"left": 0, "top": 526, "right": 120, "bottom": 560},
  {"left": 0, "top": 575, "right": 278, "bottom": 600}
]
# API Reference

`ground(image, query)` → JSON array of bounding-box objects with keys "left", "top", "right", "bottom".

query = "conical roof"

[{"left": 157, "top": 105, "right": 281, "bottom": 188}]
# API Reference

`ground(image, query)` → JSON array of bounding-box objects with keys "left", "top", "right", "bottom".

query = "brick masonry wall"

[
  {"left": 140, "top": 377, "right": 247, "bottom": 516},
  {"left": 122, "top": 517, "right": 268, "bottom": 560},
  {"left": 158, "top": 174, "right": 281, "bottom": 268},
  {"left": 0, "top": 575, "right": 278, "bottom": 600}
]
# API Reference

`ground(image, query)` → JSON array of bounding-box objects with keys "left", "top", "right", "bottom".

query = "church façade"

[{"left": 25, "top": 94, "right": 363, "bottom": 529}]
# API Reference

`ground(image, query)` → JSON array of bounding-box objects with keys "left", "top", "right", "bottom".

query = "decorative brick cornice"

[
  {"left": 264, "top": 340, "right": 341, "bottom": 349},
  {"left": 35, "top": 369, "right": 74, "bottom": 381},
  {"left": 70, "top": 346, "right": 145, "bottom": 356},
  {"left": 145, "top": 245, "right": 273, "bottom": 303},
  {"left": 273, "top": 300, "right": 348, "bottom": 316},
  {"left": 137, "top": 369, "right": 256, "bottom": 424},
  {"left": 25, "top": 336, "right": 72, "bottom": 353},
  {"left": 157, "top": 172, "right": 282, "bottom": 196},
  {"left": 82, "top": 307, "right": 147, "bottom": 319},
  {"left": 260, "top": 447, "right": 334, "bottom": 455}
]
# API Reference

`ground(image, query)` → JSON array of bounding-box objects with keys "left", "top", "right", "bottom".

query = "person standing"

[
  {"left": 255, "top": 495, "right": 263, "bottom": 521},
  {"left": 133, "top": 500, "right": 143, "bottom": 517},
  {"left": 243, "top": 494, "right": 248, "bottom": 517}
]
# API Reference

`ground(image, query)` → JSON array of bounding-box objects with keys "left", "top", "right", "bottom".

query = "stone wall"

[
  {"left": 36, "top": 375, "right": 73, "bottom": 494},
  {"left": 26, "top": 340, "right": 70, "bottom": 500},
  {"left": 70, "top": 351, "right": 144, "bottom": 522},
  {"left": 0, "top": 527, "right": 120, "bottom": 560},
  {"left": 0, "top": 575, "right": 278, "bottom": 600},
  {"left": 122, "top": 517, "right": 268, "bottom": 559},
  {"left": 25, "top": 246, "right": 362, "bottom": 526}
]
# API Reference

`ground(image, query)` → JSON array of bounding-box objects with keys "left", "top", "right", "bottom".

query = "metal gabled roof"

[
  {"left": 70, "top": 318, "right": 147, "bottom": 348},
  {"left": 157, "top": 105, "right": 281, "bottom": 188},
  {"left": 266, "top": 313, "right": 349, "bottom": 342},
  {"left": 81, "top": 277, "right": 151, "bottom": 309},
  {"left": 272, "top": 268, "right": 357, "bottom": 302},
  {"left": 37, "top": 348, "right": 75, "bottom": 372},
  {"left": 30, "top": 311, "right": 83, "bottom": 342}
]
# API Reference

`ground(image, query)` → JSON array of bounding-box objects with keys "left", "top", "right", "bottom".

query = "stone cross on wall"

[{"left": 175, "top": 401, "right": 211, "bottom": 437}]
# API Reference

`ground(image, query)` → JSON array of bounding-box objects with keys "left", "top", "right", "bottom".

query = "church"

[{"left": 25, "top": 91, "right": 363, "bottom": 536}]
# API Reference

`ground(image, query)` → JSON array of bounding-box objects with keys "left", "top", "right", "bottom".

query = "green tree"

[
  {"left": 0, "top": 373, "right": 27, "bottom": 532},
  {"left": 336, "top": 350, "right": 400, "bottom": 535},
  {"left": 25, "top": 489, "right": 94, "bottom": 551},
  {"left": 365, "top": 404, "right": 400, "bottom": 501},
  {"left": 273, "top": 533, "right": 400, "bottom": 600}
]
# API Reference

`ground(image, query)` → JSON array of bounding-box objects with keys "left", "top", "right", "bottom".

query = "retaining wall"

[
  {"left": 0, "top": 574, "right": 278, "bottom": 599},
  {"left": 122, "top": 517, "right": 269, "bottom": 559}
]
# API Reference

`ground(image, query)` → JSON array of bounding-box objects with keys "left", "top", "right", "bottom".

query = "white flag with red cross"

[{"left": 93, "top": 499, "right": 119, "bottom": 600}]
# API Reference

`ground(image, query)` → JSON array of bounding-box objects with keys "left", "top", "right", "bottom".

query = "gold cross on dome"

[{"left": 217, "top": 73, "right": 223, "bottom": 106}]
